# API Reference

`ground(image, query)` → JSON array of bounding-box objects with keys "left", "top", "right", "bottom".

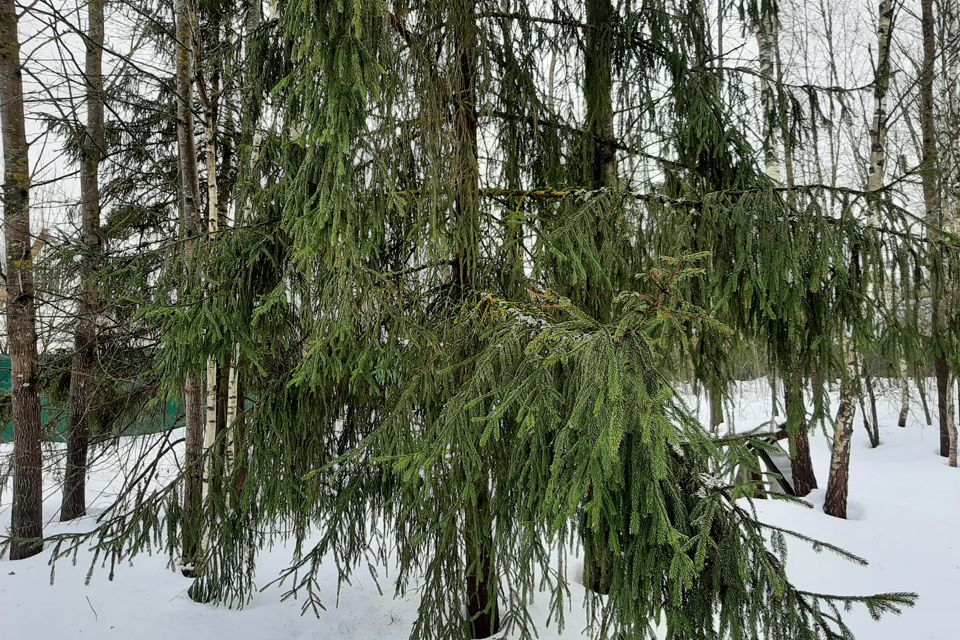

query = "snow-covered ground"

[{"left": 2, "top": 379, "right": 958, "bottom": 639}]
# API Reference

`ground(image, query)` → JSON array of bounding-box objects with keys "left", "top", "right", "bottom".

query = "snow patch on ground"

[{"left": 2, "top": 379, "right": 958, "bottom": 639}]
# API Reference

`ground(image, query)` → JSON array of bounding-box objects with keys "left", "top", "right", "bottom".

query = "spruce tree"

[{"left": 41, "top": 2, "right": 941, "bottom": 639}]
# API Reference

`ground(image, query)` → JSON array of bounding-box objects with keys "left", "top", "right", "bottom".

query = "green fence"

[{"left": 1, "top": 354, "right": 182, "bottom": 443}]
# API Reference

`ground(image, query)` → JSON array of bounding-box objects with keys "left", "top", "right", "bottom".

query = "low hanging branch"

[{"left": 388, "top": 185, "right": 958, "bottom": 249}]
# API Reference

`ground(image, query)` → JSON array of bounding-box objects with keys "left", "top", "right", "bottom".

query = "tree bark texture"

[
  {"left": 174, "top": 0, "right": 205, "bottom": 568},
  {"left": 62, "top": 0, "right": 106, "bottom": 521},
  {"left": 1, "top": 0, "right": 44, "bottom": 560}
]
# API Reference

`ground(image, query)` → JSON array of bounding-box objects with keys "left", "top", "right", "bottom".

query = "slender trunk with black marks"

[
  {"left": 943, "top": 0, "right": 960, "bottom": 467},
  {"left": 863, "top": 0, "right": 893, "bottom": 443},
  {"left": 898, "top": 363, "right": 910, "bottom": 428},
  {"left": 200, "top": 65, "right": 221, "bottom": 524},
  {"left": 825, "top": 0, "right": 894, "bottom": 517},
  {"left": 756, "top": 9, "right": 780, "bottom": 182},
  {"left": 824, "top": 340, "right": 857, "bottom": 518}
]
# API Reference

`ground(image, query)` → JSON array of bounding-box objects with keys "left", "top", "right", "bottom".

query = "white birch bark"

[
  {"left": 898, "top": 361, "right": 910, "bottom": 428},
  {"left": 225, "top": 348, "right": 239, "bottom": 472},
  {"left": 825, "top": 0, "right": 895, "bottom": 515},
  {"left": 947, "top": 2, "right": 960, "bottom": 466},
  {"left": 866, "top": 0, "right": 893, "bottom": 195},
  {"left": 757, "top": 12, "right": 780, "bottom": 182},
  {"left": 868, "top": 0, "right": 910, "bottom": 426},
  {"left": 201, "top": 101, "right": 220, "bottom": 508}
]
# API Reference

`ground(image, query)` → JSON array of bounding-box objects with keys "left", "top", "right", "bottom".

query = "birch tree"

[
  {"left": 824, "top": 0, "right": 896, "bottom": 518},
  {"left": 940, "top": 0, "right": 960, "bottom": 467}
]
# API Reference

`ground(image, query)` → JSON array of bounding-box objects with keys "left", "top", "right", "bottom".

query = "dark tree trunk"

[
  {"left": 174, "top": 0, "right": 204, "bottom": 570},
  {"left": 181, "top": 375, "right": 204, "bottom": 572},
  {"left": 217, "top": 358, "right": 229, "bottom": 438},
  {"left": 1, "top": 0, "right": 44, "bottom": 560},
  {"left": 465, "top": 487, "right": 498, "bottom": 638},
  {"left": 810, "top": 369, "right": 824, "bottom": 424},
  {"left": 709, "top": 387, "right": 723, "bottom": 433},
  {"left": 936, "top": 356, "right": 951, "bottom": 456},
  {"left": 583, "top": 530, "right": 613, "bottom": 594},
  {"left": 920, "top": 0, "right": 949, "bottom": 457},
  {"left": 581, "top": 0, "right": 618, "bottom": 596},
  {"left": 770, "top": 376, "right": 779, "bottom": 417},
  {"left": 62, "top": 0, "right": 105, "bottom": 522},
  {"left": 232, "top": 363, "right": 247, "bottom": 494},
  {"left": 863, "top": 374, "right": 880, "bottom": 447},
  {"left": 785, "top": 373, "right": 816, "bottom": 496},
  {"left": 585, "top": 0, "right": 616, "bottom": 190},
  {"left": 920, "top": 377, "right": 933, "bottom": 426},
  {"left": 453, "top": 3, "right": 499, "bottom": 636}
]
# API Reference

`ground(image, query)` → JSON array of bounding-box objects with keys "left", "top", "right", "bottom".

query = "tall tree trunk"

[
  {"left": 453, "top": 2, "right": 498, "bottom": 636},
  {"left": 62, "top": 0, "right": 105, "bottom": 522},
  {"left": 174, "top": 0, "right": 205, "bottom": 571},
  {"left": 921, "top": 0, "right": 951, "bottom": 458},
  {"left": 864, "top": 0, "right": 893, "bottom": 442},
  {"left": 222, "top": 0, "right": 260, "bottom": 499},
  {"left": 945, "top": 0, "right": 960, "bottom": 466},
  {"left": 581, "top": 0, "right": 619, "bottom": 596},
  {"left": 201, "top": 80, "right": 221, "bottom": 521},
  {"left": 1, "top": 0, "right": 43, "bottom": 560},
  {"left": 585, "top": 0, "right": 616, "bottom": 192},
  {"left": 825, "top": 0, "right": 894, "bottom": 517},
  {"left": 497, "top": 20, "right": 527, "bottom": 299},
  {"left": 767, "top": 13, "right": 817, "bottom": 489},
  {"left": 190, "top": 20, "right": 225, "bottom": 591}
]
